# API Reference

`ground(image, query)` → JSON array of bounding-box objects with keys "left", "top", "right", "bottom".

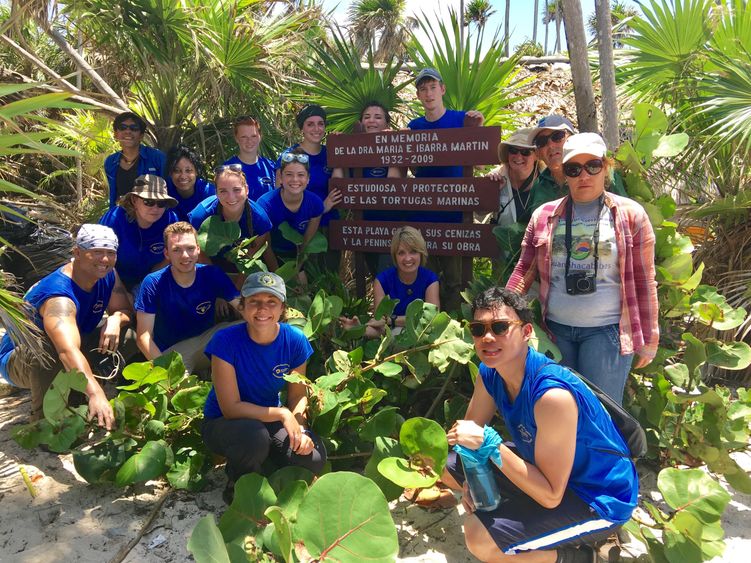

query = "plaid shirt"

[{"left": 506, "top": 193, "right": 659, "bottom": 360}]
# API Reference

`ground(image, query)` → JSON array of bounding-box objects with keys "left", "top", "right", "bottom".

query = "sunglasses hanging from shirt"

[{"left": 564, "top": 195, "right": 605, "bottom": 295}]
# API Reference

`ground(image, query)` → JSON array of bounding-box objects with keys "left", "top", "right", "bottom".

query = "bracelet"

[
  {"left": 390, "top": 314, "right": 397, "bottom": 329},
  {"left": 301, "top": 428, "right": 312, "bottom": 436}
]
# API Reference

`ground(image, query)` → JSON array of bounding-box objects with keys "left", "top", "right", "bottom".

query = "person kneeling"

[
  {"left": 201, "top": 272, "right": 326, "bottom": 503},
  {"left": 444, "top": 287, "right": 638, "bottom": 563}
]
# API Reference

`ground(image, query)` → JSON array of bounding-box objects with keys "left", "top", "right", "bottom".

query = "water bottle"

[{"left": 464, "top": 460, "right": 501, "bottom": 512}]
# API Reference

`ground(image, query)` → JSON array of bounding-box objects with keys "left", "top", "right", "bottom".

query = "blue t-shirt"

[
  {"left": 135, "top": 264, "right": 240, "bottom": 351},
  {"left": 224, "top": 155, "right": 276, "bottom": 202},
  {"left": 278, "top": 145, "right": 336, "bottom": 226},
  {"left": 256, "top": 189, "right": 324, "bottom": 254},
  {"left": 0, "top": 267, "right": 115, "bottom": 382},
  {"left": 187, "top": 196, "right": 272, "bottom": 260},
  {"left": 99, "top": 206, "right": 178, "bottom": 290},
  {"left": 480, "top": 347, "right": 638, "bottom": 524},
  {"left": 408, "top": 109, "right": 467, "bottom": 223},
  {"left": 376, "top": 266, "right": 439, "bottom": 316},
  {"left": 203, "top": 322, "right": 313, "bottom": 418},
  {"left": 167, "top": 176, "right": 216, "bottom": 221},
  {"left": 358, "top": 166, "right": 399, "bottom": 222}
]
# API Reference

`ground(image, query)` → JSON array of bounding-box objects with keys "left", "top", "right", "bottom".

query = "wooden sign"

[
  {"left": 331, "top": 177, "right": 500, "bottom": 212},
  {"left": 327, "top": 126, "right": 501, "bottom": 168},
  {"left": 329, "top": 221, "right": 498, "bottom": 257}
]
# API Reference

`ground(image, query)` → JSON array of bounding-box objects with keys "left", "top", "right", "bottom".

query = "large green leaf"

[
  {"left": 359, "top": 406, "right": 402, "bottom": 441},
  {"left": 705, "top": 340, "right": 751, "bottom": 370},
  {"left": 219, "top": 473, "right": 277, "bottom": 543},
  {"left": 197, "top": 215, "right": 240, "bottom": 257},
  {"left": 657, "top": 467, "right": 731, "bottom": 524},
  {"left": 377, "top": 456, "right": 439, "bottom": 488},
  {"left": 398, "top": 417, "right": 448, "bottom": 474},
  {"left": 73, "top": 439, "right": 138, "bottom": 484},
  {"left": 115, "top": 440, "right": 171, "bottom": 486},
  {"left": 293, "top": 472, "right": 398, "bottom": 562},
  {"left": 171, "top": 385, "right": 210, "bottom": 412},
  {"left": 365, "top": 437, "right": 405, "bottom": 501},
  {"left": 42, "top": 370, "right": 88, "bottom": 423},
  {"left": 188, "top": 515, "right": 231, "bottom": 563},
  {"left": 265, "top": 506, "right": 293, "bottom": 563}
]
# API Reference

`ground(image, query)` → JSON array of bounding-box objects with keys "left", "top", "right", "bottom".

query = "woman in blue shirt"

[
  {"left": 202, "top": 272, "right": 326, "bottom": 503},
  {"left": 223, "top": 115, "right": 276, "bottom": 202},
  {"left": 166, "top": 144, "right": 216, "bottom": 221}
]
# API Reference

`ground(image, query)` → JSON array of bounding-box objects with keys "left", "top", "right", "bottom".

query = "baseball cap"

[
  {"left": 562, "top": 132, "right": 608, "bottom": 163},
  {"left": 241, "top": 271, "right": 286, "bottom": 302},
  {"left": 528, "top": 115, "right": 577, "bottom": 143},
  {"left": 415, "top": 68, "right": 443, "bottom": 85}
]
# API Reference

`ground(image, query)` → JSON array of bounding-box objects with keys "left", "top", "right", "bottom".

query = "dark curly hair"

[
  {"left": 166, "top": 144, "right": 206, "bottom": 180},
  {"left": 471, "top": 287, "right": 533, "bottom": 324},
  {"left": 113, "top": 111, "right": 147, "bottom": 133}
]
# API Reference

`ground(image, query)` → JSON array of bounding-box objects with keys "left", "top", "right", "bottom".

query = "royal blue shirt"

[
  {"left": 99, "top": 206, "right": 178, "bottom": 290},
  {"left": 104, "top": 145, "right": 166, "bottom": 208},
  {"left": 376, "top": 266, "right": 439, "bottom": 316},
  {"left": 480, "top": 347, "right": 638, "bottom": 524},
  {"left": 278, "top": 145, "right": 336, "bottom": 226},
  {"left": 203, "top": 322, "right": 313, "bottom": 419},
  {"left": 256, "top": 189, "right": 324, "bottom": 254},
  {"left": 408, "top": 109, "right": 467, "bottom": 223},
  {"left": 224, "top": 155, "right": 276, "bottom": 202},
  {"left": 166, "top": 176, "right": 216, "bottom": 221},
  {"left": 135, "top": 264, "right": 240, "bottom": 351}
]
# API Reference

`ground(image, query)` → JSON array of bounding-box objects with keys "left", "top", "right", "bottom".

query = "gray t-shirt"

[{"left": 547, "top": 198, "right": 621, "bottom": 327}]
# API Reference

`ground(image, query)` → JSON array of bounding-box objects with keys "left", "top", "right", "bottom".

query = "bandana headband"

[{"left": 76, "top": 224, "right": 119, "bottom": 251}]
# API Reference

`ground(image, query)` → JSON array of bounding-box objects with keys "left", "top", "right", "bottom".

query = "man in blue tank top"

[
  {"left": 135, "top": 222, "right": 241, "bottom": 375},
  {"left": 443, "top": 287, "right": 638, "bottom": 563},
  {"left": 0, "top": 225, "right": 134, "bottom": 429}
]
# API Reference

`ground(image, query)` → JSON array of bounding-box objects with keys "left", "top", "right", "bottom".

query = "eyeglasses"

[
  {"left": 214, "top": 163, "right": 244, "bottom": 174},
  {"left": 116, "top": 123, "right": 142, "bottom": 132},
  {"left": 563, "top": 159, "right": 604, "bottom": 178},
  {"left": 466, "top": 319, "right": 523, "bottom": 338},
  {"left": 508, "top": 146, "right": 534, "bottom": 157},
  {"left": 139, "top": 198, "right": 168, "bottom": 208},
  {"left": 281, "top": 152, "right": 310, "bottom": 165},
  {"left": 533, "top": 129, "right": 567, "bottom": 148}
]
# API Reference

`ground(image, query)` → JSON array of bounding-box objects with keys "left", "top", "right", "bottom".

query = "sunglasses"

[
  {"left": 139, "top": 198, "right": 168, "bottom": 208},
  {"left": 534, "top": 129, "right": 567, "bottom": 148},
  {"left": 563, "top": 159, "right": 604, "bottom": 178},
  {"left": 467, "top": 319, "right": 523, "bottom": 338},
  {"left": 508, "top": 146, "right": 534, "bottom": 157},
  {"left": 214, "top": 163, "right": 244, "bottom": 174},
  {"left": 116, "top": 123, "right": 142, "bottom": 132},
  {"left": 281, "top": 152, "right": 310, "bottom": 165}
]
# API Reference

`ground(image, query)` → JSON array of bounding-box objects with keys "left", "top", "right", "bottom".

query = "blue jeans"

[{"left": 546, "top": 320, "right": 633, "bottom": 405}]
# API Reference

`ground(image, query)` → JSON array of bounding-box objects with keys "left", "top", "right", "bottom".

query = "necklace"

[{"left": 120, "top": 152, "right": 139, "bottom": 168}]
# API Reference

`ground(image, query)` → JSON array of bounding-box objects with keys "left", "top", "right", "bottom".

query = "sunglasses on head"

[
  {"left": 281, "top": 152, "right": 310, "bottom": 165},
  {"left": 116, "top": 123, "right": 142, "bottom": 132},
  {"left": 563, "top": 159, "right": 604, "bottom": 178},
  {"left": 534, "top": 129, "right": 567, "bottom": 148},
  {"left": 508, "top": 146, "right": 534, "bottom": 157},
  {"left": 466, "top": 319, "right": 523, "bottom": 338},
  {"left": 214, "top": 163, "right": 244, "bottom": 174},
  {"left": 139, "top": 197, "right": 168, "bottom": 208}
]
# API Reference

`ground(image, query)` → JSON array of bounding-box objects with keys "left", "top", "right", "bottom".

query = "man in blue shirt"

[
  {"left": 444, "top": 287, "right": 638, "bottom": 563},
  {"left": 135, "top": 222, "right": 241, "bottom": 375}
]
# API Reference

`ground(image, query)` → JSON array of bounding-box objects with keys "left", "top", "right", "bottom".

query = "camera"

[{"left": 565, "top": 272, "right": 597, "bottom": 295}]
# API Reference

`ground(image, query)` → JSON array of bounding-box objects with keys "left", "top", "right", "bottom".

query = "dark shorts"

[{"left": 447, "top": 451, "right": 620, "bottom": 554}]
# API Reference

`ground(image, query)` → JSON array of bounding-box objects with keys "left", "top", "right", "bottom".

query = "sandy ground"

[{"left": 1, "top": 390, "right": 749, "bottom": 563}]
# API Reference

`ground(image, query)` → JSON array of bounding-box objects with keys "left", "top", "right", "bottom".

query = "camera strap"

[{"left": 564, "top": 195, "right": 605, "bottom": 278}]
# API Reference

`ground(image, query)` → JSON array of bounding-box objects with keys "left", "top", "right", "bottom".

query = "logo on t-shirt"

[
  {"left": 92, "top": 300, "right": 104, "bottom": 314},
  {"left": 150, "top": 242, "right": 165, "bottom": 254},
  {"left": 195, "top": 301, "right": 212, "bottom": 315},
  {"left": 516, "top": 424, "right": 533, "bottom": 444},
  {"left": 272, "top": 363, "right": 290, "bottom": 379}
]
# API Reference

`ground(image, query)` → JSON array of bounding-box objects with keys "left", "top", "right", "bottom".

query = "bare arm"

[
  {"left": 100, "top": 271, "right": 133, "bottom": 352},
  {"left": 135, "top": 311, "right": 161, "bottom": 360},
  {"left": 301, "top": 215, "right": 322, "bottom": 247}
]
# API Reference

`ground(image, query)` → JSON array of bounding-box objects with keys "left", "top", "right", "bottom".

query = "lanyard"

[{"left": 564, "top": 195, "right": 605, "bottom": 278}]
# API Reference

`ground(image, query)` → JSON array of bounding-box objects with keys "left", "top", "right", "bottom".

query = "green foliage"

[
  {"left": 514, "top": 40, "right": 544, "bottom": 57},
  {"left": 377, "top": 417, "right": 447, "bottom": 489}
]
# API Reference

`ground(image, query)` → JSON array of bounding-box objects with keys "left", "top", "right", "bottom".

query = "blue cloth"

[
  {"left": 454, "top": 426, "right": 503, "bottom": 468},
  {"left": 480, "top": 346, "right": 638, "bottom": 524},
  {"left": 203, "top": 322, "right": 313, "bottom": 418},
  {"left": 376, "top": 266, "right": 439, "bottom": 316},
  {"left": 187, "top": 196, "right": 272, "bottom": 259},
  {"left": 256, "top": 189, "right": 324, "bottom": 254},
  {"left": 104, "top": 145, "right": 166, "bottom": 208},
  {"left": 0, "top": 266, "right": 116, "bottom": 381},
  {"left": 135, "top": 264, "right": 240, "bottom": 351},
  {"left": 407, "top": 109, "right": 466, "bottom": 223},
  {"left": 99, "top": 206, "right": 178, "bottom": 290},
  {"left": 166, "top": 176, "right": 216, "bottom": 221},
  {"left": 224, "top": 155, "right": 276, "bottom": 202},
  {"left": 277, "top": 145, "right": 336, "bottom": 226}
]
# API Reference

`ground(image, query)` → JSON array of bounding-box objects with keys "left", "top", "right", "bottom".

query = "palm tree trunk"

[
  {"left": 595, "top": 0, "right": 619, "bottom": 149},
  {"left": 504, "top": 0, "right": 510, "bottom": 57},
  {"left": 561, "top": 0, "right": 598, "bottom": 132},
  {"left": 544, "top": 0, "right": 550, "bottom": 54},
  {"left": 554, "top": 4, "right": 562, "bottom": 53},
  {"left": 533, "top": 0, "right": 540, "bottom": 44}
]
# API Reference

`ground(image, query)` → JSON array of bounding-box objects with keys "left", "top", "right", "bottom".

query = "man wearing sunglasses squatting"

[
  {"left": 527, "top": 115, "right": 627, "bottom": 213},
  {"left": 444, "top": 286, "right": 638, "bottom": 563}
]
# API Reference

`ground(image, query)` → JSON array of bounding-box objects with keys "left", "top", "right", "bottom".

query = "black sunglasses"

[
  {"left": 534, "top": 129, "right": 567, "bottom": 148},
  {"left": 467, "top": 319, "right": 523, "bottom": 338},
  {"left": 508, "top": 146, "right": 534, "bottom": 157},
  {"left": 214, "top": 163, "right": 244, "bottom": 174},
  {"left": 139, "top": 198, "right": 168, "bottom": 208},
  {"left": 116, "top": 123, "right": 142, "bottom": 132},
  {"left": 563, "top": 159, "right": 604, "bottom": 178}
]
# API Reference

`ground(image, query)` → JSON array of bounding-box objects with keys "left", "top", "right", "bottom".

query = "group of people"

[{"left": 0, "top": 66, "right": 658, "bottom": 562}]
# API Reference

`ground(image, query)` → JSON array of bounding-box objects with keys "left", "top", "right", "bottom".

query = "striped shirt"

[{"left": 506, "top": 193, "right": 659, "bottom": 360}]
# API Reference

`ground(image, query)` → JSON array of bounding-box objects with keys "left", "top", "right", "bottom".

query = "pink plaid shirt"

[{"left": 506, "top": 193, "right": 659, "bottom": 360}]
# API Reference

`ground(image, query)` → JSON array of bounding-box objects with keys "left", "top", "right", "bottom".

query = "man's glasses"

[
  {"left": 139, "top": 198, "right": 169, "bottom": 208},
  {"left": 508, "top": 146, "right": 534, "bottom": 157},
  {"left": 466, "top": 319, "right": 523, "bottom": 338},
  {"left": 281, "top": 152, "right": 310, "bottom": 165},
  {"left": 214, "top": 163, "right": 244, "bottom": 174},
  {"left": 533, "top": 129, "right": 567, "bottom": 148},
  {"left": 563, "top": 159, "right": 604, "bottom": 178},
  {"left": 116, "top": 123, "right": 142, "bottom": 132}
]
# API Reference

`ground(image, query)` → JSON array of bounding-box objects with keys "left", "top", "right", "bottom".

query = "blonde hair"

[
  {"left": 390, "top": 226, "right": 428, "bottom": 266},
  {"left": 163, "top": 221, "right": 198, "bottom": 247}
]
